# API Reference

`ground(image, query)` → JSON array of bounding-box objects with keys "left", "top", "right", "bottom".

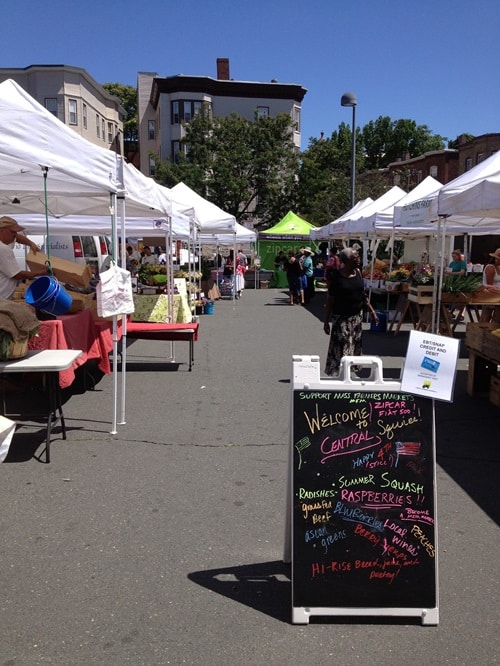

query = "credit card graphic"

[{"left": 421, "top": 356, "right": 440, "bottom": 372}]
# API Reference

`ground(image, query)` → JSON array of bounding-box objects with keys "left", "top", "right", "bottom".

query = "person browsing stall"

[
  {"left": 301, "top": 246, "right": 315, "bottom": 304},
  {"left": 323, "top": 247, "right": 379, "bottom": 377},
  {"left": 0, "top": 216, "right": 49, "bottom": 300},
  {"left": 445, "top": 249, "right": 467, "bottom": 276},
  {"left": 140, "top": 245, "right": 157, "bottom": 266},
  {"left": 480, "top": 248, "right": 500, "bottom": 323}
]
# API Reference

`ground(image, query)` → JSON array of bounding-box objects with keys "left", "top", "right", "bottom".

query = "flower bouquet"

[{"left": 411, "top": 263, "right": 434, "bottom": 286}]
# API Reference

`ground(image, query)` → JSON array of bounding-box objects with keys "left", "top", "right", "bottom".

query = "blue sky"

[{"left": 4, "top": 0, "right": 499, "bottom": 150}]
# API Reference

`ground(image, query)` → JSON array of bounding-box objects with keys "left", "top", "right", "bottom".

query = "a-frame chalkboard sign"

[{"left": 284, "top": 355, "right": 439, "bottom": 625}]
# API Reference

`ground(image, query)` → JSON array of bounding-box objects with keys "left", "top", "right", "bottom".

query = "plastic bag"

[{"left": 96, "top": 262, "right": 134, "bottom": 317}]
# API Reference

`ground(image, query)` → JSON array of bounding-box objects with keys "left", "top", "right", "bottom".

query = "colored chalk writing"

[{"left": 292, "top": 390, "right": 436, "bottom": 610}]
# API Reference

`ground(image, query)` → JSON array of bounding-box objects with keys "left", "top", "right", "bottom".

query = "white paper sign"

[{"left": 401, "top": 330, "right": 460, "bottom": 402}]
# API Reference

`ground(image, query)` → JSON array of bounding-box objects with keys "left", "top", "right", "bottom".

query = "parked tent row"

[{"left": 0, "top": 78, "right": 242, "bottom": 434}]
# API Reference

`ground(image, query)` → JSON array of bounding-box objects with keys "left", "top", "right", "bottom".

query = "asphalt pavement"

[{"left": 1, "top": 285, "right": 499, "bottom": 665}]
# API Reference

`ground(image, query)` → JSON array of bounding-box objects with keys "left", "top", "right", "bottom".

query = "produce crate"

[
  {"left": 408, "top": 285, "right": 434, "bottom": 304},
  {"left": 483, "top": 329, "right": 500, "bottom": 362},
  {"left": 469, "top": 289, "right": 500, "bottom": 304},
  {"left": 465, "top": 322, "right": 497, "bottom": 354},
  {"left": 440, "top": 291, "right": 470, "bottom": 304},
  {"left": 490, "top": 375, "right": 500, "bottom": 408}
]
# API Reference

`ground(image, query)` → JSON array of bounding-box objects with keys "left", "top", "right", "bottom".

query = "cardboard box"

[
  {"left": 66, "top": 290, "right": 95, "bottom": 314},
  {"left": 26, "top": 251, "right": 92, "bottom": 289}
]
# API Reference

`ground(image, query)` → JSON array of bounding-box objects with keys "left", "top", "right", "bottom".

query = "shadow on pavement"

[
  {"left": 188, "top": 560, "right": 423, "bottom": 625},
  {"left": 188, "top": 560, "right": 291, "bottom": 622}
]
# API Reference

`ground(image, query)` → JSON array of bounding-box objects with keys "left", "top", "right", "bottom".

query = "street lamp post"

[{"left": 341, "top": 92, "right": 357, "bottom": 209}]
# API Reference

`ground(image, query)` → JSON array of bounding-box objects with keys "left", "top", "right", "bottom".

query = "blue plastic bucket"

[
  {"left": 370, "top": 310, "right": 387, "bottom": 332},
  {"left": 204, "top": 301, "right": 215, "bottom": 315},
  {"left": 25, "top": 276, "right": 72, "bottom": 315}
]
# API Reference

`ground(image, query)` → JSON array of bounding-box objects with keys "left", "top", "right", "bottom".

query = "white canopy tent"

[
  {"left": 0, "top": 79, "right": 123, "bottom": 209},
  {"left": 0, "top": 79, "right": 195, "bottom": 435},
  {"left": 199, "top": 221, "right": 256, "bottom": 246},
  {"left": 170, "top": 182, "right": 236, "bottom": 234},
  {"left": 341, "top": 186, "right": 407, "bottom": 235},
  {"left": 438, "top": 149, "right": 500, "bottom": 220},
  {"left": 310, "top": 197, "right": 374, "bottom": 240}
]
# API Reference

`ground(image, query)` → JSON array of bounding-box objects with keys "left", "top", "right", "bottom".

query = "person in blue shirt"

[
  {"left": 300, "top": 247, "right": 315, "bottom": 303},
  {"left": 445, "top": 249, "right": 467, "bottom": 322},
  {"left": 446, "top": 250, "right": 466, "bottom": 276}
]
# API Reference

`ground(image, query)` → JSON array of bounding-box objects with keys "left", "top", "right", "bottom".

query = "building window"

[
  {"left": 257, "top": 106, "right": 269, "bottom": 118},
  {"left": 171, "top": 99, "right": 207, "bottom": 124},
  {"left": 293, "top": 106, "right": 301, "bottom": 132},
  {"left": 107, "top": 122, "right": 113, "bottom": 144},
  {"left": 171, "top": 141, "right": 190, "bottom": 162},
  {"left": 416, "top": 170, "right": 422, "bottom": 183},
  {"left": 465, "top": 157, "right": 472, "bottom": 171},
  {"left": 149, "top": 155, "right": 156, "bottom": 176},
  {"left": 172, "top": 101, "right": 180, "bottom": 124},
  {"left": 429, "top": 165, "right": 438, "bottom": 178},
  {"left": 45, "top": 98, "right": 58, "bottom": 117},
  {"left": 476, "top": 152, "right": 484, "bottom": 164},
  {"left": 82, "top": 104, "right": 87, "bottom": 130},
  {"left": 68, "top": 99, "right": 77, "bottom": 125},
  {"left": 102, "top": 119, "right": 105, "bottom": 142},
  {"left": 148, "top": 120, "right": 156, "bottom": 140},
  {"left": 96, "top": 114, "right": 100, "bottom": 138}
]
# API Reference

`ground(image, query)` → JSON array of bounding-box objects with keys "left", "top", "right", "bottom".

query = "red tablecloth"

[{"left": 28, "top": 310, "right": 116, "bottom": 388}]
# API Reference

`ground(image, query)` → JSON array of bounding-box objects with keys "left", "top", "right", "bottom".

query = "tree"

[
  {"left": 155, "top": 110, "right": 300, "bottom": 225},
  {"left": 297, "top": 124, "right": 366, "bottom": 226},
  {"left": 361, "top": 116, "right": 446, "bottom": 169},
  {"left": 103, "top": 83, "right": 138, "bottom": 143}
]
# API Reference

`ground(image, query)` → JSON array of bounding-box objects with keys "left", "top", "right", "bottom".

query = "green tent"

[
  {"left": 258, "top": 211, "right": 318, "bottom": 272},
  {"left": 260, "top": 211, "right": 315, "bottom": 238}
]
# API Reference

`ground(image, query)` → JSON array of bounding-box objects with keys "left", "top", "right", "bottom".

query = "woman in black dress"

[{"left": 323, "top": 247, "right": 379, "bottom": 376}]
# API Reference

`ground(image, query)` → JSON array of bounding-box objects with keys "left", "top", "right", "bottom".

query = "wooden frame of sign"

[{"left": 284, "top": 355, "right": 439, "bottom": 625}]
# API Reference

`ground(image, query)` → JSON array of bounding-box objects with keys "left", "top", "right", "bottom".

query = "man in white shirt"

[
  {"left": 140, "top": 246, "right": 157, "bottom": 266},
  {"left": 0, "top": 216, "right": 48, "bottom": 299}
]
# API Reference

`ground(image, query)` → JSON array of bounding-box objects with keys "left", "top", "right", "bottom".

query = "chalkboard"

[{"left": 288, "top": 356, "right": 438, "bottom": 624}]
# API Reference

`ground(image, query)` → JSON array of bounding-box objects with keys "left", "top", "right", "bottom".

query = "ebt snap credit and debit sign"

[{"left": 401, "top": 330, "right": 460, "bottom": 402}]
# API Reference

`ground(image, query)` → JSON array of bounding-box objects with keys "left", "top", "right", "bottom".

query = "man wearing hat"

[{"left": 0, "top": 216, "right": 48, "bottom": 300}]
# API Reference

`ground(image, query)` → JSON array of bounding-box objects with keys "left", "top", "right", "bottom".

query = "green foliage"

[
  {"left": 361, "top": 116, "right": 446, "bottom": 169},
  {"left": 297, "top": 124, "right": 367, "bottom": 226},
  {"left": 104, "top": 78, "right": 472, "bottom": 235},
  {"left": 447, "top": 133, "right": 475, "bottom": 149},
  {"left": 442, "top": 274, "right": 482, "bottom": 293},
  {"left": 155, "top": 109, "right": 299, "bottom": 225},
  {"left": 103, "top": 82, "right": 138, "bottom": 143}
]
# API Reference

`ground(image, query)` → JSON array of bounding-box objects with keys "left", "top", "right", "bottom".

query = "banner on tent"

[{"left": 258, "top": 240, "right": 319, "bottom": 271}]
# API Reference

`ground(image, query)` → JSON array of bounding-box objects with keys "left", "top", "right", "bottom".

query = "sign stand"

[{"left": 285, "top": 355, "right": 439, "bottom": 626}]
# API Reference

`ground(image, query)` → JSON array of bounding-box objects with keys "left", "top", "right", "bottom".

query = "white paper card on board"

[{"left": 401, "top": 330, "right": 460, "bottom": 402}]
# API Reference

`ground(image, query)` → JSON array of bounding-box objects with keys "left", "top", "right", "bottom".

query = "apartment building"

[
  {"left": 138, "top": 58, "right": 307, "bottom": 176},
  {"left": 386, "top": 149, "right": 460, "bottom": 189},
  {"left": 0, "top": 64, "right": 124, "bottom": 154}
]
